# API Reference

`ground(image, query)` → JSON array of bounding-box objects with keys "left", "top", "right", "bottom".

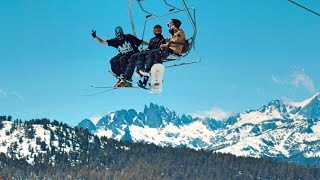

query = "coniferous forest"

[{"left": 0, "top": 117, "right": 320, "bottom": 179}]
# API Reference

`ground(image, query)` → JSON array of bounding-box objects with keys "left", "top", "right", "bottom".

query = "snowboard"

[{"left": 150, "top": 63, "right": 165, "bottom": 93}]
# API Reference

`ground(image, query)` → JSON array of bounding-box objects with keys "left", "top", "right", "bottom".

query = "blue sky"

[{"left": 1, "top": 0, "right": 319, "bottom": 126}]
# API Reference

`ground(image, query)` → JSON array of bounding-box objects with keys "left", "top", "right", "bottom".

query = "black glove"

[{"left": 91, "top": 30, "right": 97, "bottom": 38}]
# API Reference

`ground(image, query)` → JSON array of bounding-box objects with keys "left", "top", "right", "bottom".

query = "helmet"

[{"left": 115, "top": 26, "right": 124, "bottom": 39}]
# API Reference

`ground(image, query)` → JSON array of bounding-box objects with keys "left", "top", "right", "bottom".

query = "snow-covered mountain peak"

[
  {"left": 285, "top": 93, "right": 320, "bottom": 109},
  {"left": 232, "top": 93, "right": 320, "bottom": 126},
  {"left": 298, "top": 93, "right": 320, "bottom": 119}
]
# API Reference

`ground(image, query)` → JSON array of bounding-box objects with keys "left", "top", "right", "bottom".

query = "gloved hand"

[{"left": 91, "top": 30, "right": 97, "bottom": 38}]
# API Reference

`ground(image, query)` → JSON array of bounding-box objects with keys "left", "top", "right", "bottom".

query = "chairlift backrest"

[{"left": 181, "top": 38, "right": 192, "bottom": 54}]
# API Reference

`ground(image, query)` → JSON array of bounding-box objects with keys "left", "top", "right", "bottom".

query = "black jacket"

[
  {"left": 147, "top": 34, "right": 165, "bottom": 50},
  {"left": 107, "top": 34, "right": 143, "bottom": 54}
]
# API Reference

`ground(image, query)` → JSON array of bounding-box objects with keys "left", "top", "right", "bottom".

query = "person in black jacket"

[
  {"left": 91, "top": 26, "right": 148, "bottom": 86},
  {"left": 119, "top": 25, "right": 165, "bottom": 87},
  {"left": 139, "top": 19, "right": 185, "bottom": 77}
]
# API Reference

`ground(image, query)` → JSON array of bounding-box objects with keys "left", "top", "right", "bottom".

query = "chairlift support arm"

[
  {"left": 128, "top": 0, "right": 159, "bottom": 37},
  {"left": 136, "top": 0, "right": 159, "bottom": 18},
  {"left": 162, "top": 0, "right": 183, "bottom": 11}
]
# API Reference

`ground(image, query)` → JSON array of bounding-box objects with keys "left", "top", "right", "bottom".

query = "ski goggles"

[{"left": 167, "top": 22, "right": 174, "bottom": 28}]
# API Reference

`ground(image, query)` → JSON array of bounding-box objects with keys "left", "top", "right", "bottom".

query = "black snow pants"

[{"left": 109, "top": 53, "right": 133, "bottom": 76}]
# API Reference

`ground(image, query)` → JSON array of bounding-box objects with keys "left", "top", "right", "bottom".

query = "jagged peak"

[
  {"left": 144, "top": 103, "right": 171, "bottom": 114},
  {"left": 268, "top": 99, "right": 282, "bottom": 105},
  {"left": 264, "top": 99, "right": 285, "bottom": 111}
]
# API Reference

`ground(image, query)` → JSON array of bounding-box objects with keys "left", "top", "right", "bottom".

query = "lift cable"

[{"left": 288, "top": 0, "right": 320, "bottom": 17}]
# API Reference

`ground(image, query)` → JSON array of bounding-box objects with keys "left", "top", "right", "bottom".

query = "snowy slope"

[{"left": 0, "top": 121, "right": 83, "bottom": 165}]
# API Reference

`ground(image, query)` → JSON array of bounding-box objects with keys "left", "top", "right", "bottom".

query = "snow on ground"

[
  {"left": 129, "top": 121, "right": 217, "bottom": 149},
  {"left": 236, "top": 110, "right": 282, "bottom": 126},
  {"left": 96, "top": 128, "right": 113, "bottom": 138},
  {"left": 216, "top": 135, "right": 263, "bottom": 158},
  {"left": 0, "top": 121, "right": 13, "bottom": 154},
  {"left": 0, "top": 121, "right": 77, "bottom": 164},
  {"left": 312, "top": 122, "right": 320, "bottom": 134}
]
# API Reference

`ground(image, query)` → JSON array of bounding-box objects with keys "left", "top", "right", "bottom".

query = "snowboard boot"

[{"left": 138, "top": 76, "right": 149, "bottom": 88}]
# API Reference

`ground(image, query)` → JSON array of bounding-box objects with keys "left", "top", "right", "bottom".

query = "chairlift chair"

[{"left": 128, "top": 0, "right": 201, "bottom": 68}]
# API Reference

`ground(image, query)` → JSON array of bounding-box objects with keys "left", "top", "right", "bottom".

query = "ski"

[
  {"left": 81, "top": 88, "right": 117, "bottom": 96},
  {"left": 90, "top": 85, "right": 115, "bottom": 89},
  {"left": 108, "top": 71, "right": 150, "bottom": 91},
  {"left": 84, "top": 85, "right": 142, "bottom": 96},
  {"left": 90, "top": 85, "right": 140, "bottom": 89}
]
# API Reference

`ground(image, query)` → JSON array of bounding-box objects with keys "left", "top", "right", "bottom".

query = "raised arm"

[{"left": 91, "top": 30, "right": 108, "bottom": 45}]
